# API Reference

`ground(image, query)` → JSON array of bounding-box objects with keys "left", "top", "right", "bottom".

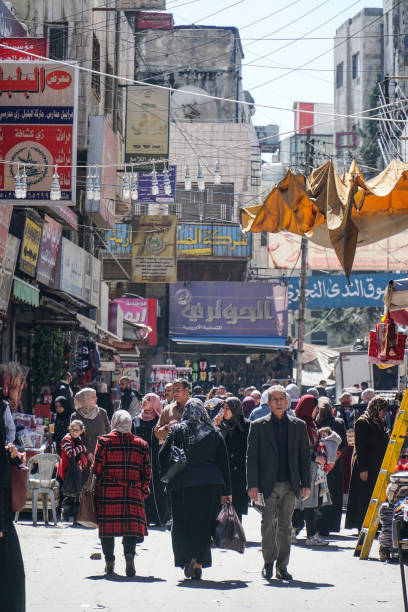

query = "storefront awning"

[
  {"left": 76, "top": 313, "right": 97, "bottom": 334},
  {"left": 13, "top": 277, "right": 40, "bottom": 308},
  {"left": 170, "top": 335, "right": 287, "bottom": 349}
]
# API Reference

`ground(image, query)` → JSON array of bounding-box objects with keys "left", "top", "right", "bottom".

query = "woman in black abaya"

[{"left": 0, "top": 398, "right": 25, "bottom": 612}]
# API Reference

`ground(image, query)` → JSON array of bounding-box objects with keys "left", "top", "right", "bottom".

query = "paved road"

[{"left": 18, "top": 508, "right": 404, "bottom": 611}]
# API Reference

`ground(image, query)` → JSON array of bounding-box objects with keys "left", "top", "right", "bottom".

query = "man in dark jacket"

[
  {"left": 247, "top": 385, "right": 311, "bottom": 581},
  {"left": 119, "top": 377, "right": 142, "bottom": 418},
  {"left": 51, "top": 371, "right": 74, "bottom": 415}
]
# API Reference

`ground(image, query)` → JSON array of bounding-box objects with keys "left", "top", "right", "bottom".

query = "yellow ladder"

[{"left": 354, "top": 388, "right": 408, "bottom": 560}]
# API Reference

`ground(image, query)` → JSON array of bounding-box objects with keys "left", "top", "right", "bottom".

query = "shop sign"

[
  {"left": 56, "top": 237, "right": 100, "bottom": 305},
  {"left": 90, "top": 257, "right": 101, "bottom": 308},
  {"left": 0, "top": 5, "right": 26, "bottom": 37},
  {"left": 36, "top": 214, "right": 62, "bottom": 286},
  {"left": 169, "top": 281, "right": 288, "bottom": 337},
  {"left": 288, "top": 272, "right": 408, "bottom": 310},
  {"left": 13, "top": 276, "right": 40, "bottom": 307},
  {"left": 125, "top": 85, "right": 169, "bottom": 168},
  {"left": 0, "top": 61, "right": 78, "bottom": 206},
  {"left": 112, "top": 298, "right": 158, "bottom": 345},
  {"left": 131, "top": 215, "right": 177, "bottom": 283},
  {"left": 85, "top": 116, "right": 117, "bottom": 228},
  {"left": 177, "top": 224, "right": 251, "bottom": 258},
  {"left": 105, "top": 223, "right": 132, "bottom": 255},
  {"left": 0, "top": 204, "right": 12, "bottom": 266},
  {"left": 19, "top": 215, "right": 42, "bottom": 277},
  {"left": 0, "top": 38, "right": 48, "bottom": 61},
  {"left": 135, "top": 12, "right": 174, "bottom": 30},
  {"left": 0, "top": 233, "right": 20, "bottom": 312},
  {"left": 138, "top": 165, "right": 176, "bottom": 203}
]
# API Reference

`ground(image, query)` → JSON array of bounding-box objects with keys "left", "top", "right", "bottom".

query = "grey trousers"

[{"left": 261, "top": 481, "right": 296, "bottom": 570}]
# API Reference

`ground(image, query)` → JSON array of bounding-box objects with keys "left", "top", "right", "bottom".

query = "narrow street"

[{"left": 20, "top": 508, "right": 403, "bottom": 611}]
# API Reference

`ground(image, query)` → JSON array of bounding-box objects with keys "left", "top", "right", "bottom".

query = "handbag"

[
  {"left": 213, "top": 502, "right": 246, "bottom": 554},
  {"left": 77, "top": 472, "right": 97, "bottom": 528},
  {"left": 62, "top": 456, "right": 82, "bottom": 497},
  {"left": 10, "top": 463, "right": 29, "bottom": 512},
  {"left": 159, "top": 425, "right": 188, "bottom": 484}
]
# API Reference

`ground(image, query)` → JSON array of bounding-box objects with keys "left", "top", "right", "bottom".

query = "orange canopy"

[{"left": 240, "top": 159, "right": 408, "bottom": 278}]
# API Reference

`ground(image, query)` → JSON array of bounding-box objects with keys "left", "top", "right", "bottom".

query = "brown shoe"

[
  {"left": 125, "top": 554, "right": 136, "bottom": 577},
  {"left": 105, "top": 561, "right": 115, "bottom": 575}
]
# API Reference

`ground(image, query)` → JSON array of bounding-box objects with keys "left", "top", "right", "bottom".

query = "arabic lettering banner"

[
  {"left": 177, "top": 224, "right": 251, "bottom": 258},
  {"left": 36, "top": 214, "right": 62, "bottom": 287},
  {"left": 112, "top": 298, "right": 158, "bottom": 345},
  {"left": 138, "top": 165, "right": 176, "bottom": 203},
  {"left": 131, "top": 215, "right": 177, "bottom": 283},
  {"left": 125, "top": 86, "right": 169, "bottom": 168},
  {"left": 20, "top": 215, "right": 42, "bottom": 278},
  {"left": 0, "top": 38, "right": 48, "bottom": 61},
  {"left": 0, "top": 61, "right": 78, "bottom": 205},
  {"left": 169, "top": 281, "right": 288, "bottom": 337},
  {"left": 288, "top": 273, "right": 408, "bottom": 310},
  {"left": 0, "top": 233, "right": 20, "bottom": 312}
]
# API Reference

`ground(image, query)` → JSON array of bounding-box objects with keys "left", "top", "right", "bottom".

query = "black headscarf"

[
  {"left": 181, "top": 398, "right": 217, "bottom": 446},
  {"left": 219, "top": 397, "right": 246, "bottom": 439}
]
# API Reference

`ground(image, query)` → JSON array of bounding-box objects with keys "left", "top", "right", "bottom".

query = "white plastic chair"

[{"left": 27, "top": 454, "right": 60, "bottom": 526}]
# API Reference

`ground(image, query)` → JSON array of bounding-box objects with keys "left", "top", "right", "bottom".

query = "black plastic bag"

[
  {"left": 214, "top": 502, "right": 246, "bottom": 554},
  {"left": 62, "top": 456, "right": 82, "bottom": 497},
  {"left": 159, "top": 425, "right": 188, "bottom": 484}
]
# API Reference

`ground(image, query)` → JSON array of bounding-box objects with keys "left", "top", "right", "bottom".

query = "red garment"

[
  {"left": 92, "top": 431, "right": 151, "bottom": 538},
  {"left": 295, "top": 395, "right": 319, "bottom": 448},
  {"left": 57, "top": 433, "right": 87, "bottom": 480}
]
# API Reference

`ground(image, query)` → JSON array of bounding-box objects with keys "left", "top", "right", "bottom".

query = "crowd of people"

[{"left": 0, "top": 372, "right": 393, "bottom": 609}]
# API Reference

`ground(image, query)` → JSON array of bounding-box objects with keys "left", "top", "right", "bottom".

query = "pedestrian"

[
  {"left": 119, "top": 376, "right": 142, "bottom": 418},
  {"left": 51, "top": 371, "right": 74, "bottom": 415},
  {"left": 192, "top": 386, "right": 206, "bottom": 403},
  {"left": 218, "top": 396, "right": 249, "bottom": 522},
  {"left": 0, "top": 400, "right": 25, "bottom": 612},
  {"left": 285, "top": 383, "right": 300, "bottom": 412},
  {"left": 96, "top": 383, "right": 114, "bottom": 421},
  {"left": 93, "top": 410, "right": 151, "bottom": 577},
  {"left": 133, "top": 393, "right": 169, "bottom": 526},
  {"left": 246, "top": 385, "right": 311, "bottom": 581},
  {"left": 248, "top": 387, "right": 271, "bottom": 422},
  {"left": 154, "top": 378, "right": 190, "bottom": 443},
  {"left": 242, "top": 396, "right": 256, "bottom": 419},
  {"left": 52, "top": 396, "right": 70, "bottom": 455},
  {"left": 345, "top": 396, "right": 389, "bottom": 531},
  {"left": 71, "top": 388, "right": 110, "bottom": 481},
  {"left": 2, "top": 392, "right": 15, "bottom": 445},
  {"left": 57, "top": 420, "right": 88, "bottom": 522},
  {"left": 361, "top": 388, "right": 375, "bottom": 404},
  {"left": 162, "top": 383, "right": 174, "bottom": 408},
  {"left": 159, "top": 398, "right": 231, "bottom": 580},
  {"left": 315, "top": 397, "right": 347, "bottom": 535},
  {"left": 292, "top": 395, "right": 329, "bottom": 546},
  {"left": 251, "top": 390, "right": 261, "bottom": 407}
]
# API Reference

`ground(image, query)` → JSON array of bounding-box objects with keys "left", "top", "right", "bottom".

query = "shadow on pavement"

[
  {"left": 244, "top": 540, "right": 261, "bottom": 548},
  {"left": 86, "top": 574, "right": 165, "bottom": 583},
  {"left": 265, "top": 579, "right": 334, "bottom": 590},
  {"left": 299, "top": 544, "right": 355, "bottom": 552},
  {"left": 178, "top": 579, "right": 249, "bottom": 590}
]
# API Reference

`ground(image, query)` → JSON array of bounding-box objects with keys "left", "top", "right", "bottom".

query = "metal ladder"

[{"left": 354, "top": 388, "right": 408, "bottom": 559}]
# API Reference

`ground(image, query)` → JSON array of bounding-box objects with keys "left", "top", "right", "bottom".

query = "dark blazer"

[{"left": 246, "top": 413, "right": 311, "bottom": 499}]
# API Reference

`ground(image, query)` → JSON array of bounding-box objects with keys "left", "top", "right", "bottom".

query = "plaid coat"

[{"left": 93, "top": 431, "right": 151, "bottom": 538}]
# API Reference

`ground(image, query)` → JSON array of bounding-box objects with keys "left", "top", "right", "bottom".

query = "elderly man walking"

[{"left": 246, "top": 385, "right": 311, "bottom": 581}]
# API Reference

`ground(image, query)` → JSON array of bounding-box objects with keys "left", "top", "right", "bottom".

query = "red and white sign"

[
  {"left": 0, "top": 38, "right": 48, "bottom": 61},
  {"left": 0, "top": 61, "right": 78, "bottom": 207},
  {"left": 136, "top": 12, "right": 174, "bottom": 30},
  {"left": 113, "top": 298, "right": 158, "bottom": 346}
]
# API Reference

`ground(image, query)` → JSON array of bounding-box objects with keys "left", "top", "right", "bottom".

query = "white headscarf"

[{"left": 111, "top": 410, "right": 132, "bottom": 433}]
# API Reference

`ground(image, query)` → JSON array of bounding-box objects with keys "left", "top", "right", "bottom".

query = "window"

[
  {"left": 45, "top": 24, "right": 68, "bottom": 60},
  {"left": 336, "top": 62, "right": 344, "bottom": 88},
  {"left": 352, "top": 52, "right": 360, "bottom": 79},
  {"left": 174, "top": 183, "right": 234, "bottom": 222},
  {"left": 261, "top": 232, "right": 268, "bottom": 247},
  {"left": 251, "top": 159, "right": 261, "bottom": 187},
  {"left": 104, "top": 62, "right": 114, "bottom": 116},
  {"left": 91, "top": 35, "right": 100, "bottom": 99}
]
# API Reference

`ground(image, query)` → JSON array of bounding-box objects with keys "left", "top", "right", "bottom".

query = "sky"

[{"left": 167, "top": 0, "right": 384, "bottom": 135}]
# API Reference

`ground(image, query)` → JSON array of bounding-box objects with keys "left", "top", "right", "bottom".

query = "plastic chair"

[{"left": 27, "top": 454, "right": 60, "bottom": 526}]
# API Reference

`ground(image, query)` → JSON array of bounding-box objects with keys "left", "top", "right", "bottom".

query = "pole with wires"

[{"left": 296, "top": 128, "right": 313, "bottom": 389}]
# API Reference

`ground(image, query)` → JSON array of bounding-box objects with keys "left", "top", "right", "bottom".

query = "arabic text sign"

[
  {"left": 169, "top": 282, "right": 288, "bottom": 337},
  {"left": 0, "top": 234, "right": 20, "bottom": 312},
  {"left": 105, "top": 223, "right": 132, "bottom": 255},
  {"left": 20, "top": 216, "right": 42, "bottom": 278},
  {"left": 132, "top": 215, "right": 177, "bottom": 283},
  {"left": 288, "top": 273, "right": 408, "bottom": 309},
  {"left": 0, "top": 38, "right": 48, "bottom": 61},
  {"left": 125, "top": 85, "right": 169, "bottom": 167},
  {"left": 112, "top": 298, "right": 158, "bottom": 345},
  {"left": 0, "top": 61, "right": 78, "bottom": 205},
  {"left": 36, "top": 215, "right": 62, "bottom": 287},
  {"left": 138, "top": 165, "right": 176, "bottom": 203},
  {"left": 177, "top": 224, "right": 251, "bottom": 258}
]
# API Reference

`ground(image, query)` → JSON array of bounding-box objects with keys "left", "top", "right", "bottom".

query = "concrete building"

[{"left": 333, "top": 7, "right": 383, "bottom": 164}]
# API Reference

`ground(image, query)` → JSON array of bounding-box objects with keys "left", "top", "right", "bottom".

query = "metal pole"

[
  {"left": 296, "top": 129, "right": 313, "bottom": 389},
  {"left": 113, "top": 0, "right": 120, "bottom": 133}
]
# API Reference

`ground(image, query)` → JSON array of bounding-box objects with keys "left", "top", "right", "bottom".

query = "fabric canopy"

[{"left": 240, "top": 159, "right": 408, "bottom": 278}]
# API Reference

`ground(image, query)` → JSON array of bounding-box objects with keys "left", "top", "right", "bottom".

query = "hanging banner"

[
  {"left": 36, "top": 214, "right": 62, "bottom": 286},
  {"left": 131, "top": 215, "right": 177, "bottom": 283},
  {"left": 177, "top": 224, "right": 251, "bottom": 258},
  {"left": 0, "top": 205, "right": 13, "bottom": 267},
  {"left": 0, "top": 233, "right": 20, "bottom": 312},
  {"left": 0, "top": 61, "right": 78, "bottom": 206},
  {"left": 19, "top": 215, "right": 42, "bottom": 277},
  {"left": 138, "top": 165, "right": 176, "bottom": 202},
  {"left": 57, "top": 237, "right": 83, "bottom": 300},
  {"left": 125, "top": 85, "right": 169, "bottom": 169},
  {"left": 112, "top": 298, "right": 158, "bottom": 345}
]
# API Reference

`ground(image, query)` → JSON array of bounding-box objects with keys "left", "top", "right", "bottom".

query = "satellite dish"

[{"left": 171, "top": 85, "right": 218, "bottom": 122}]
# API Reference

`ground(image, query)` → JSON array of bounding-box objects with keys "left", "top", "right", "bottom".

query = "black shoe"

[
  {"left": 262, "top": 562, "right": 274, "bottom": 580},
  {"left": 276, "top": 568, "right": 293, "bottom": 581},
  {"left": 184, "top": 558, "right": 196, "bottom": 578},
  {"left": 105, "top": 561, "right": 115, "bottom": 575},
  {"left": 192, "top": 567, "right": 202, "bottom": 580},
  {"left": 125, "top": 554, "right": 135, "bottom": 577}
]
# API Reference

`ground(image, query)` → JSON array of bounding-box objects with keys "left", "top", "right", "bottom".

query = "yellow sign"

[
  {"left": 131, "top": 215, "right": 177, "bottom": 283},
  {"left": 20, "top": 216, "right": 42, "bottom": 278}
]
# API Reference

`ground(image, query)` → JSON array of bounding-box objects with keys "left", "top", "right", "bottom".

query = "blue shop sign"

[{"left": 177, "top": 224, "right": 251, "bottom": 258}]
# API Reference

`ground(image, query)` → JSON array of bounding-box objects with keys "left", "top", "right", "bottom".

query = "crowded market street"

[{"left": 19, "top": 507, "right": 402, "bottom": 612}]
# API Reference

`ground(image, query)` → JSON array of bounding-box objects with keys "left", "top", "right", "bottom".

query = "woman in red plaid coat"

[{"left": 93, "top": 410, "right": 151, "bottom": 577}]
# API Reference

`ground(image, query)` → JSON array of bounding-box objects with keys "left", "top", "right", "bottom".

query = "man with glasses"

[
  {"left": 154, "top": 379, "right": 190, "bottom": 442},
  {"left": 246, "top": 385, "right": 311, "bottom": 581}
]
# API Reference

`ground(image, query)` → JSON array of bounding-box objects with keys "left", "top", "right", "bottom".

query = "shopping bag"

[
  {"left": 213, "top": 502, "right": 246, "bottom": 554},
  {"left": 62, "top": 456, "right": 82, "bottom": 497},
  {"left": 77, "top": 473, "right": 97, "bottom": 528}
]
